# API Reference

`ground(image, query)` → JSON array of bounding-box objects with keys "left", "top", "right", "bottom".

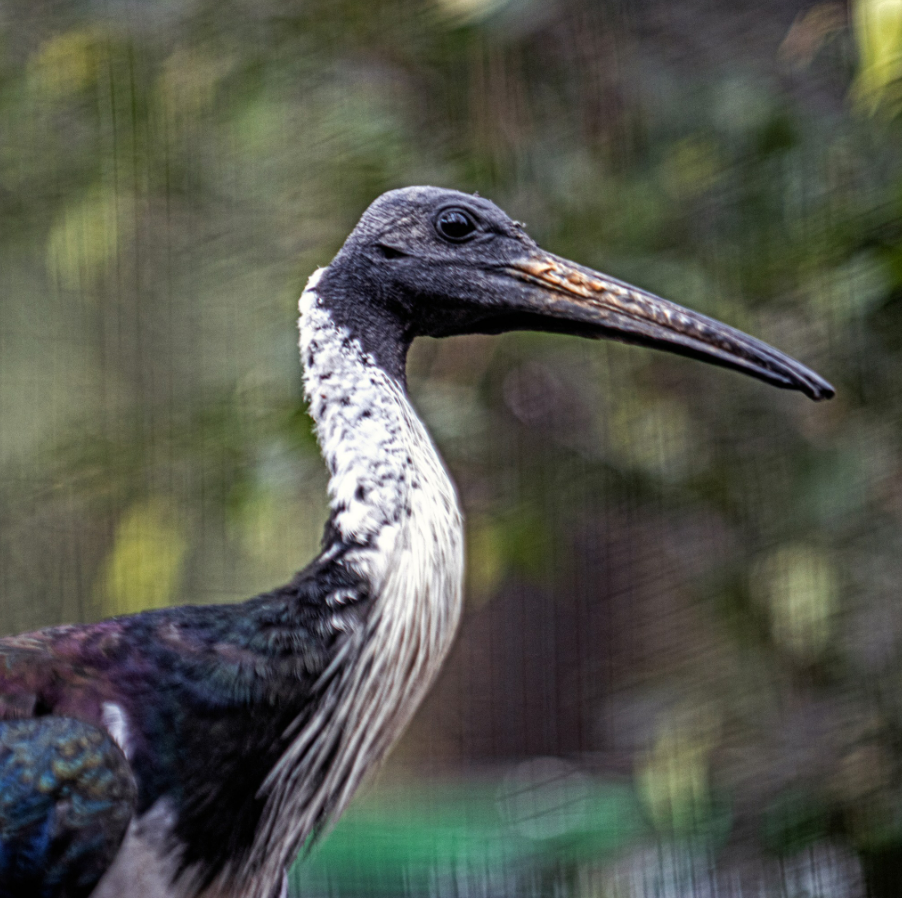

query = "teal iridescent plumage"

[{"left": 0, "top": 717, "right": 136, "bottom": 898}]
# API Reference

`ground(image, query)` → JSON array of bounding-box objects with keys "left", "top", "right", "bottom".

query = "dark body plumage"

[
  {"left": 0, "top": 186, "right": 833, "bottom": 898},
  {"left": 0, "top": 549, "right": 366, "bottom": 896}
]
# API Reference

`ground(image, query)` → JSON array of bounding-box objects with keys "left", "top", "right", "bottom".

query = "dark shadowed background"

[{"left": 1, "top": 0, "right": 901, "bottom": 894}]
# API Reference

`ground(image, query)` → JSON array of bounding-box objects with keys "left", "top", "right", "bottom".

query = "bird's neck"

[
  {"left": 299, "top": 268, "right": 463, "bottom": 580},
  {"left": 250, "top": 269, "right": 464, "bottom": 887}
]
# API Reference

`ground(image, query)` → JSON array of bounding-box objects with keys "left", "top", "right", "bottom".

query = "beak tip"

[{"left": 800, "top": 375, "right": 835, "bottom": 402}]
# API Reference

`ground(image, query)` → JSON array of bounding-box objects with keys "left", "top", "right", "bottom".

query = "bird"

[{"left": 0, "top": 186, "right": 833, "bottom": 898}]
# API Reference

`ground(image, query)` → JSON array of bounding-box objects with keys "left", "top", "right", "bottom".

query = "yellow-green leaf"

[
  {"left": 46, "top": 186, "right": 132, "bottom": 291},
  {"left": 752, "top": 544, "right": 840, "bottom": 660},
  {"left": 28, "top": 28, "right": 108, "bottom": 100},
  {"left": 852, "top": 0, "right": 902, "bottom": 114},
  {"left": 96, "top": 497, "right": 188, "bottom": 616}
]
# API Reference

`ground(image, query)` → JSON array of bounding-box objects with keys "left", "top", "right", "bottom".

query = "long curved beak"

[{"left": 491, "top": 251, "right": 834, "bottom": 401}]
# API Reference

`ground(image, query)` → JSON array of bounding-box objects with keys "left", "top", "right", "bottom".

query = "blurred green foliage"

[{"left": 2, "top": 0, "right": 902, "bottom": 894}]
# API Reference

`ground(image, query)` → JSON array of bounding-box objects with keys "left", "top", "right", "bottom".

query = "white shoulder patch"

[{"left": 101, "top": 701, "right": 132, "bottom": 759}]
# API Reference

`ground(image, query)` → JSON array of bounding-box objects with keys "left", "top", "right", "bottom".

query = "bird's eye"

[{"left": 436, "top": 209, "right": 477, "bottom": 242}]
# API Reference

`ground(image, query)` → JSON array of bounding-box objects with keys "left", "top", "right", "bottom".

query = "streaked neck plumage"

[{"left": 248, "top": 268, "right": 465, "bottom": 892}]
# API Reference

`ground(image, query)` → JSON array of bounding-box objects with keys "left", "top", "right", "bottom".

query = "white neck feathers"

[{"left": 247, "top": 269, "right": 465, "bottom": 893}]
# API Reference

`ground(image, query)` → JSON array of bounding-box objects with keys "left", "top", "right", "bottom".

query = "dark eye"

[{"left": 436, "top": 208, "right": 477, "bottom": 242}]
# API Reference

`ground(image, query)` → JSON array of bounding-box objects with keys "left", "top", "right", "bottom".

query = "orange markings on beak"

[{"left": 501, "top": 252, "right": 834, "bottom": 401}]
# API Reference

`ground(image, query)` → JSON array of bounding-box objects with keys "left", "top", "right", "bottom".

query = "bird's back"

[{"left": 0, "top": 553, "right": 368, "bottom": 897}]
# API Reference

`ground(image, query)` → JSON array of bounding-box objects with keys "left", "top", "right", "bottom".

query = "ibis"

[{"left": 0, "top": 187, "right": 833, "bottom": 898}]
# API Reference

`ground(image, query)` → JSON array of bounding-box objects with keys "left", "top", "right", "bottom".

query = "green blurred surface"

[{"left": 291, "top": 776, "right": 648, "bottom": 896}]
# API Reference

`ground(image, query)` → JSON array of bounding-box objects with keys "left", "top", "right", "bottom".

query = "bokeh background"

[{"left": 2, "top": 0, "right": 902, "bottom": 895}]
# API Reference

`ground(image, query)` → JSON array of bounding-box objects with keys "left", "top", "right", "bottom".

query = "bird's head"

[{"left": 316, "top": 186, "right": 833, "bottom": 400}]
